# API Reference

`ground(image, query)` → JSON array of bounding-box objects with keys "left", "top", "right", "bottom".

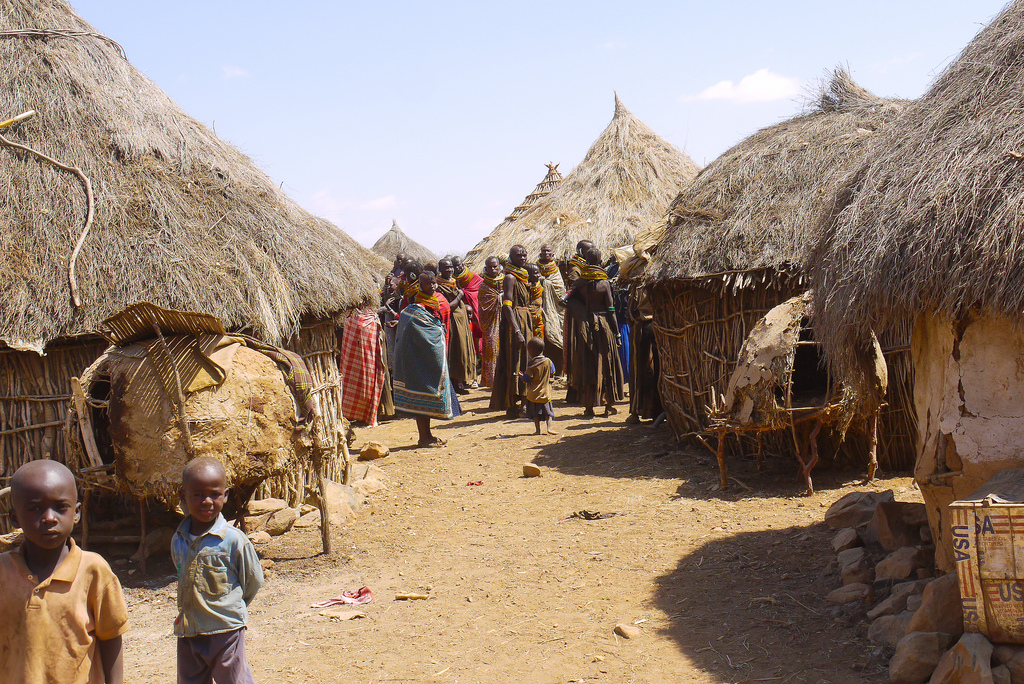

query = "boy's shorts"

[{"left": 177, "top": 627, "right": 255, "bottom": 684}]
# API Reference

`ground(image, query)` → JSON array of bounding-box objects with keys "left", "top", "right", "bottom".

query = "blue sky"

[{"left": 71, "top": 1, "right": 1008, "bottom": 255}]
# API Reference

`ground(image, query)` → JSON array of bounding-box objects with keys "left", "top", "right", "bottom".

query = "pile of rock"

[{"left": 824, "top": 491, "right": 1022, "bottom": 683}]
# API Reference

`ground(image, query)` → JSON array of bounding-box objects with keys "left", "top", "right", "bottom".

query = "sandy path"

[{"left": 122, "top": 389, "right": 912, "bottom": 682}]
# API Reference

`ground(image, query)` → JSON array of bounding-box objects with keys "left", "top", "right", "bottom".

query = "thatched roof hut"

[
  {"left": 0, "top": 0, "right": 380, "bottom": 503},
  {"left": 371, "top": 220, "right": 437, "bottom": 265},
  {"left": 810, "top": 3, "right": 1024, "bottom": 568},
  {"left": 465, "top": 94, "right": 700, "bottom": 267},
  {"left": 642, "top": 70, "right": 915, "bottom": 473}
]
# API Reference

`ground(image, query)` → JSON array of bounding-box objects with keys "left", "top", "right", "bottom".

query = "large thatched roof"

[
  {"left": 811, "top": 3, "right": 1024, "bottom": 368},
  {"left": 0, "top": 0, "right": 382, "bottom": 351},
  {"left": 465, "top": 94, "right": 700, "bottom": 266},
  {"left": 645, "top": 70, "right": 907, "bottom": 286},
  {"left": 371, "top": 220, "right": 437, "bottom": 264}
]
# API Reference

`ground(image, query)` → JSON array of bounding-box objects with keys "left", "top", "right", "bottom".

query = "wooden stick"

[
  {"left": 0, "top": 130, "right": 94, "bottom": 308},
  {"left": 867, "top": 410, "right": 879, "bottom": 481},
  {"left": 715, "top": 431, "right": 729, "bottom": 491},
  {"left": 70, "top": 377, "right": 103, "bottom": 468}
]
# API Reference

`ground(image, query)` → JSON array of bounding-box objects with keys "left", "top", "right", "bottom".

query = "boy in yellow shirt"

[{"left": 0, "top": 460, "right": 129, "bottom": 683}]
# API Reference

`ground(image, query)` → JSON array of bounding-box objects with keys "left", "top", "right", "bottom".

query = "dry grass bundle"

[
  {"left": 811, "top": 2, "right": 1024, "bottom": 375},
  {"left": 371, "top": 220, "right": 438, "bottom": 264},
  {"left": 466, "top": 94, "right": 700, "bottom": 266},
  {"left": 645, "top": 69, "right": 907, "bottom": 285},
  {"left": 0, "top": 0, "right": 382, "bottom": 351}
]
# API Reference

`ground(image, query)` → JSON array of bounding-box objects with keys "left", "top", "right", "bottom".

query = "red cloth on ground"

[{"left": 339, "top": 309, "right": 385, "bottom": 426}]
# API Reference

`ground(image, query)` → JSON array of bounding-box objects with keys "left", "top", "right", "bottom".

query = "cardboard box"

[{"left": 951, "top": 467, "right": 1024, "bottom": 643}]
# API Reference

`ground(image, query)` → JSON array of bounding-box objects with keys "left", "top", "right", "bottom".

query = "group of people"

[{"left": 375, "top": 240, "right": 636, "bottom": 444}]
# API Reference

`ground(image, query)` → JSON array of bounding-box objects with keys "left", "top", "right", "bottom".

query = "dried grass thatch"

[
  {"left": 646, "top": 69, "right": 907, "bottom": 285},
  {"left": 371, "top": 219, "right": 438, "bottom": 265},
  {"left": 464, "top": 163, "right": 562, "bottom": 268},
  {"left": 811, "top": 3, "right": 1024, "bottom": 373},
  {"left": 0, "top": 0, "right": 381, "bottom": 352},
  {"left": 643, "top": 70, "right": 916, "bottom": 472},
  {"left": 465, "top": 94, "right": 700, "bottom": 266}
]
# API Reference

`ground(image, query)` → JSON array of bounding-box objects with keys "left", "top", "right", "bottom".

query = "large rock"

[
  {"left": 827, "top": 583, "right": 872, "bottom": 604},
  {"left": 890, "top": 632, "right": 955, "bottom": 684},
  {"left": 825, "top": 490, "right": 895, "bottom": 529},
  {"left": 906, "top": 574, "right": 964, "bottom": 638},
  {"left": 877, "top": 547, "right": 933, "bottom": 582},
  {"left": 247, "top": 497, "right": 288, "bottom": 515},
  {"left": 358, "top": 441, "right": 390, "bottom": 461},
  {"left": 994, "top": 646, "right": 1024, "bottom": 683},
  {"left": 992, "top": 665, "right": 1011, "bottom": 684},
  {"left": 929, "top": 633, "right": 994, "bottom": 684},
  {"left": 315, "top": 480, "right": 363, "bottom": 525},
  {"left": 839, "top": 547, "right": 875, "bottom": 586},
  {"left": 866, "top": 502, "right": 924, "bottom": 553},
  {"left": 265, "top": 507, "right": 298, "bottom": 536},
  {"left": 833, "top": 527, "right": 862, "bottom": 553},
  {"left": 868, "top": 580, "right": 931, "bottom": 620},
  {"left": 869, "top": 612, "right": 915, "bottom": 648}
]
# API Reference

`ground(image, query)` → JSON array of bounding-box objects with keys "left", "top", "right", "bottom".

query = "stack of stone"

[{"left": 823, "top": 491, "right": 1021, "bottom": 683}]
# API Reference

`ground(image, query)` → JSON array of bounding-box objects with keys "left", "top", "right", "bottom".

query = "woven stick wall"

[
  {"left": 0, "top": 339, "right": 107, "bottom": 532},
  {"left": 649, "top": 273, "right": 916, "bottom": 471},
  {"left": 257, "top": 319, "right": 351, "bottom": 505}
]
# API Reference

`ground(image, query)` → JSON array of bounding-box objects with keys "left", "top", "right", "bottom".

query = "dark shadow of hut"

[
  {"left": 810, "top": 2, "right": 1024, "bottom": 572},
  {"left": 0, "top": 0, "right": 387, "bottom": 533},
  {"left": 642, "top": 69, "right": 915, "bottom": 488}
]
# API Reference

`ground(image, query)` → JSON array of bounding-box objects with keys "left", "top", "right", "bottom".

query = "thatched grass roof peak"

[
  {"left": 371, "top": 219, "right": 438, "bottom": 264},
  {"left": 645, "top": 68, "right": 907, "bottom": 286},
  {"left": 811, "top": 2, "right": 1024, "bottom": 367},
  {"left": 465, "top": 93, "right": 700, "bottom": 266},
  {"left": 0, "top": 0, "right": 383, "bottom": 351}
]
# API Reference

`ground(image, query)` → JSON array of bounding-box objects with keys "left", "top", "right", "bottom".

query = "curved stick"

[{"left": 0, "top": 131, "right": 94, "bottom": 308}]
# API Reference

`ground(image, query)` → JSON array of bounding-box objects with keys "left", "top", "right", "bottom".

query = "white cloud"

[
  {"left": 601, "top": 39, "right": 626, "bottom": 51},
  {"left": 683, "top": 68, "right": 802, "bottom": 104},
  {"left": 221, "top": 64, "right": 250, "bottom": 79}
]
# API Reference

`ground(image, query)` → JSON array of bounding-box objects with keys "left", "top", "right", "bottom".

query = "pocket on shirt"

[{"left": 198, "top": 563, "right": 229, "bottom": 596}]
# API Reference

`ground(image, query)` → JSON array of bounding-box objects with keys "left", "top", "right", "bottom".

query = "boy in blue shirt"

[{"left": 172, "top": 457, "right": 263, "bottom": 684}]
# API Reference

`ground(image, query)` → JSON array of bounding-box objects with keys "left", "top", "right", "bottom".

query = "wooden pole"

[{"left": 867, "top": 410, "right": 879, "bottom": 481}]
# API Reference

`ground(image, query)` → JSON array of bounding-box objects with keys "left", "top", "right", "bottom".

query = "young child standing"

[
  {"left": 173, "top": 457, "right": 264, "bottom": 684},
  {"left": 0, "top": 460, "right": 129, "bottom": 683},
  {"left": 521, "top": 336, "right": 559, "bottom": 436}
]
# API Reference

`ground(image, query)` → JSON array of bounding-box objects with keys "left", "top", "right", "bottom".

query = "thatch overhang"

[
  {"left": 811, "top": 3, "right": 1024, "bottom": 372},
  {"left": 466, "top": 94, "right": 700, "bottom": 266},
  {"left": 645, "top": 70, "right": 907, "bottom": 289},
  {"left": 371, "top": 219, "right": 438, "bottom": 264},
  {"left": 0, "top": 0, "right": 382, "bottom": 353}
]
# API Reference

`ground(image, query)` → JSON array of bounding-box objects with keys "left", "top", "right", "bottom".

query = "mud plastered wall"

[{"left": 913, "top": 312, "right": 1024, "bottom": 571}]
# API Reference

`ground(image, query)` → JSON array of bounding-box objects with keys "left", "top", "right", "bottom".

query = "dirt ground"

[{"left": 120, "top": 389, "right": 921, "bottom": 683}]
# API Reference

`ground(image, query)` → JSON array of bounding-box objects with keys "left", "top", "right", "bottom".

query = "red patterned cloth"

[
  {"left": 339, "top": 309, "right": 385, "bottom": 426},
  {"left": 456, "top": 269, "right": 484, "bottom": 353}
]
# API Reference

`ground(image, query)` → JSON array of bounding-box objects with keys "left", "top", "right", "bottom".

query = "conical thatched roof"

[
  {"left": 812, "top": 3, "right": 1024, "bottom": 369},
  {"left": 466, "top": 94, "right": 700, "bottom": 266},
  {"left": 645, "top": 70, "right": 907, "bottom": 286},
  {"left": 464, "top": 162, "right": 562, "bottom": 268},
  {"left": 0, "top": 0, "right": 382, "bottom": 351},
  {"left": 371, "top": 220, "right": 437, "bottom": 264}
]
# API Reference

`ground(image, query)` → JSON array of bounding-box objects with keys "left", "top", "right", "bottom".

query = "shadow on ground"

[{"left": 654, "top": 524, "right": 888, "bottom": 683}]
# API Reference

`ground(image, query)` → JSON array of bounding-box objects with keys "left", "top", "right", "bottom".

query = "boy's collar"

[
  {"left": 13, "top": 537, "right": 82, "bottom": 584},
  {"left": 176, "top": 513, "right": 229, "bottom": 539}
]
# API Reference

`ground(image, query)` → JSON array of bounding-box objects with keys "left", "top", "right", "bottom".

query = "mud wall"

[{"left": 913, "top": 312, "right": 1024, "bottom": 571}]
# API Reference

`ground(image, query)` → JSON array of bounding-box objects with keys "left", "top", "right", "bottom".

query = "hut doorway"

[{"left": 788, "top": 320, "right": 831, "bottom": 409}]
